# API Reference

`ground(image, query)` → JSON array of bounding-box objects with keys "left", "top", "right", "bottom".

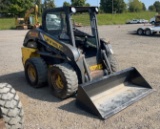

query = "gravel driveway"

[{"left": 0, "top": 24, "right": 160, "bottom": 129}]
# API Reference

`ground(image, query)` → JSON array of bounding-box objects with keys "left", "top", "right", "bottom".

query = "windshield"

[
  {"left": 45, "top": 12, "right": 69, "bottom": 40},
  {"left": 46, "top": 13, "right": 61, "bottom": 30},
  {"left": 71, "top": 12, "right": 97, "bottom": 48}
]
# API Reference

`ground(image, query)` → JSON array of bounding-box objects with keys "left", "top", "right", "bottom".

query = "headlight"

[
  {"left": 71, "top": 7, "right": 76, "bottom": 13},
  {"left": 95, "top": 7, "right": 99, "bottom": 13},
  {"left": 107, "top": 44, "right": 114, "bottom": 54}
]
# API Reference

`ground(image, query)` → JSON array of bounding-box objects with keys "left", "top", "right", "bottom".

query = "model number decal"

[
  {"left": 89, "top": 64, "right": 103, "bottom": 71},
  {"left": 43, "top": 35, "right": 63, "bottom": 50}
]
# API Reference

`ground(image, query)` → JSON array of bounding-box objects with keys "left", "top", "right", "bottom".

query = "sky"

[{"left": 52, "top": 0, "right": 158, "bottom": 9}]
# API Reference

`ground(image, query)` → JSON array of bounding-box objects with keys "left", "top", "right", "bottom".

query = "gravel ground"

[{"left": 0, "top": 24, "right": 160, "bottom": 129}]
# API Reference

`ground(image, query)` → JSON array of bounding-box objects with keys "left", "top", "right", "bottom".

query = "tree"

[
  {"left": 0, "top": 0, "right": 34, "bottom": 16},
  {"left": 148, "top": 5, "right": 156, "bottom": 12},
  {"left": 63, "top": 1, "right": 71, "bottom": 7},
  {"left": 44, "top": 0, "right": 55, "bottom": 9},
  {"left": 8, "top": 0, "right": 34, "bottom": 16},
  {"left": 100, "top": 0, "right": 126, "bottom": 13},
  {"left": 0, "top": 0, "right": 11, "bottom": 14},
  {"left": 142, "top": 3, "right": 146, "bottom": 11},
  {"left": 153, "top": 1, "right": 160, "bottom": 12},
  {"left": 115, "top": 0, "right": 126, "bottom": 13},
  {"left": 100, "top": 0, "right": 111, "bottom": 13},
  {"left": 71, "top": 0, "right": 86, "bottom": 7},
  {"left": 128, "top": 0, "right": 143, "bottom": 12},
  {"left": 84, "top": 3, "right": 90, "bottom": 7}
]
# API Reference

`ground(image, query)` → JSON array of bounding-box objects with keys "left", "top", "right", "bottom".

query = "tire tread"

[{"left": 0, "top": 83, "right": 24, "bottom": 129}]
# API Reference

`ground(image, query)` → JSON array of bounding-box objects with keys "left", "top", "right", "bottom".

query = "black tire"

[
  {"left": 0, "top": 83, "right": 24, "bottom": 129},
  {"left": 153, "top": 32, "right": 157, "bottom": 35},
  {"left": 108, "top": 54, "right": 119, "bottom": 72},
  {"left": 137, "top": 28, "right": 144, "bottom": 35},
  {"left": 48, "top": 63, "right": 78, "bottom": 99},
  {"left": 25, "top": 57, "right": 47, "bottom": 88},
  {"left": 145, "top": 29, "right": 151, "bottom": 36}
]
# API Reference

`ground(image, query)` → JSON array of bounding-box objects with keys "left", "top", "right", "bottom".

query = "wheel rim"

[
  {"left": 27, "top": 65, "right": 36, "bottom": 82},
  {"left": 51, "top": 72, "right": 64, "bottom": 91},
  {"left": 138, "top": 29, "right": 142, "bottom": 35},
  {"left": 146, "top": 30, "right": 150, "bottom": 35}
]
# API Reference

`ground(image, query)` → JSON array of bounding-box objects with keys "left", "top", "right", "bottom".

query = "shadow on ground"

[
  {"left": 58, "top": 99, "right": 98, "bottom": 119},
  {"left": 0, "top": 71, "right": 60, "bottom": 102},
  {"left": 0, "top": 71, "right": 96, "bottom": 119}
]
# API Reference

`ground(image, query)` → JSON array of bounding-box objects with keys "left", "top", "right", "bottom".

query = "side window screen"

[
  {"left": 45, "top": 12, "right": 69, "bottom": 41},
  {"left": 46, "top": 13, "right": 61, "bottom": 31}
]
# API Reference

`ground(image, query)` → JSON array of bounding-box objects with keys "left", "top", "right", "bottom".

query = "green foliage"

[
  {"left": 0, "top": 0, "right": 34, "bottom": 16},
  {"left": 10, "top": 0, "right": 34, "bottom": 16},
  {"left": 84, "top": 3, "right": 90, "bottom": 7},
  {"left": 100, "top": 0, "right": 126, "bottom": 13},
  {"left": 149, "top": 5, "right": 156, "bottom": 12},
  {"left": 71, "top": 0, "right": 86, "bottom": 7},
  {"left": 0, "top": 0, "right": 11, "bottom": 14},
  {"left": 63, "top": 1, "right": 71, "bottom": 7},
  {"left": 44, "top": 0, "right": 55, "bottom": 9},
  {"left": 142, "top": 3, "right": 146, "bottom": 11},
  {"left": 128, "top": 0, "right": 143, "bottom": 12},
  {"left": 153, "top": 1, "right": 160, "bottom": 12},
  {"left": 100, "top": 0, "right": 112, "bottom": 13}
]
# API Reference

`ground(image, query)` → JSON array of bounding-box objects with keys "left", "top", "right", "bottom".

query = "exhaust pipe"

[{"left": 76, "top": 67, "right": 153, "bottom": 119}]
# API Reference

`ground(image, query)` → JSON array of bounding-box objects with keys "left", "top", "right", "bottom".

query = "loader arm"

[{"left": 24, "top": 5, "right": 39, "bottom": 25}]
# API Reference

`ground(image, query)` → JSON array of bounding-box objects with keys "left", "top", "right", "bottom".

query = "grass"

[
  {"left": 0, "top": 18, "right": 15, "bottom": 30},
  {"left": 74, "top": 11, "right": 156, "bottom": 25},
  {"left": 0, "top": 11, "right": 156, "bottom": 30}
]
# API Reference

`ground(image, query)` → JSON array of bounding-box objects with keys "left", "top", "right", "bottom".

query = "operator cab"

[
  {"left": 44, "top": 11, "right": 68, "bottom": 39},
  {"left": 42, "top": 7, "right": 99, "bottom": 49}
]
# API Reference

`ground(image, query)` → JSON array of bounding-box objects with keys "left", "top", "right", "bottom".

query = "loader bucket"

[{"left": 76, "top": 67, "right": 153, "bottom": 119}]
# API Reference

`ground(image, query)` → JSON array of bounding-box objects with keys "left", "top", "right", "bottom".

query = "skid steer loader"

[{"left": 21, "top": 7, "right": 153, "bottom": 119}]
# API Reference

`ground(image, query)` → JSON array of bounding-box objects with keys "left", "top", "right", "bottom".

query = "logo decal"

[{"left": 43, "top": 35, "right": 63, "bottom": 51}]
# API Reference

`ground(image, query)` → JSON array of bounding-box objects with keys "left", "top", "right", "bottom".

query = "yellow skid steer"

[{"left": 21, "top": 6, "right": 153, "bottom": 119}]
